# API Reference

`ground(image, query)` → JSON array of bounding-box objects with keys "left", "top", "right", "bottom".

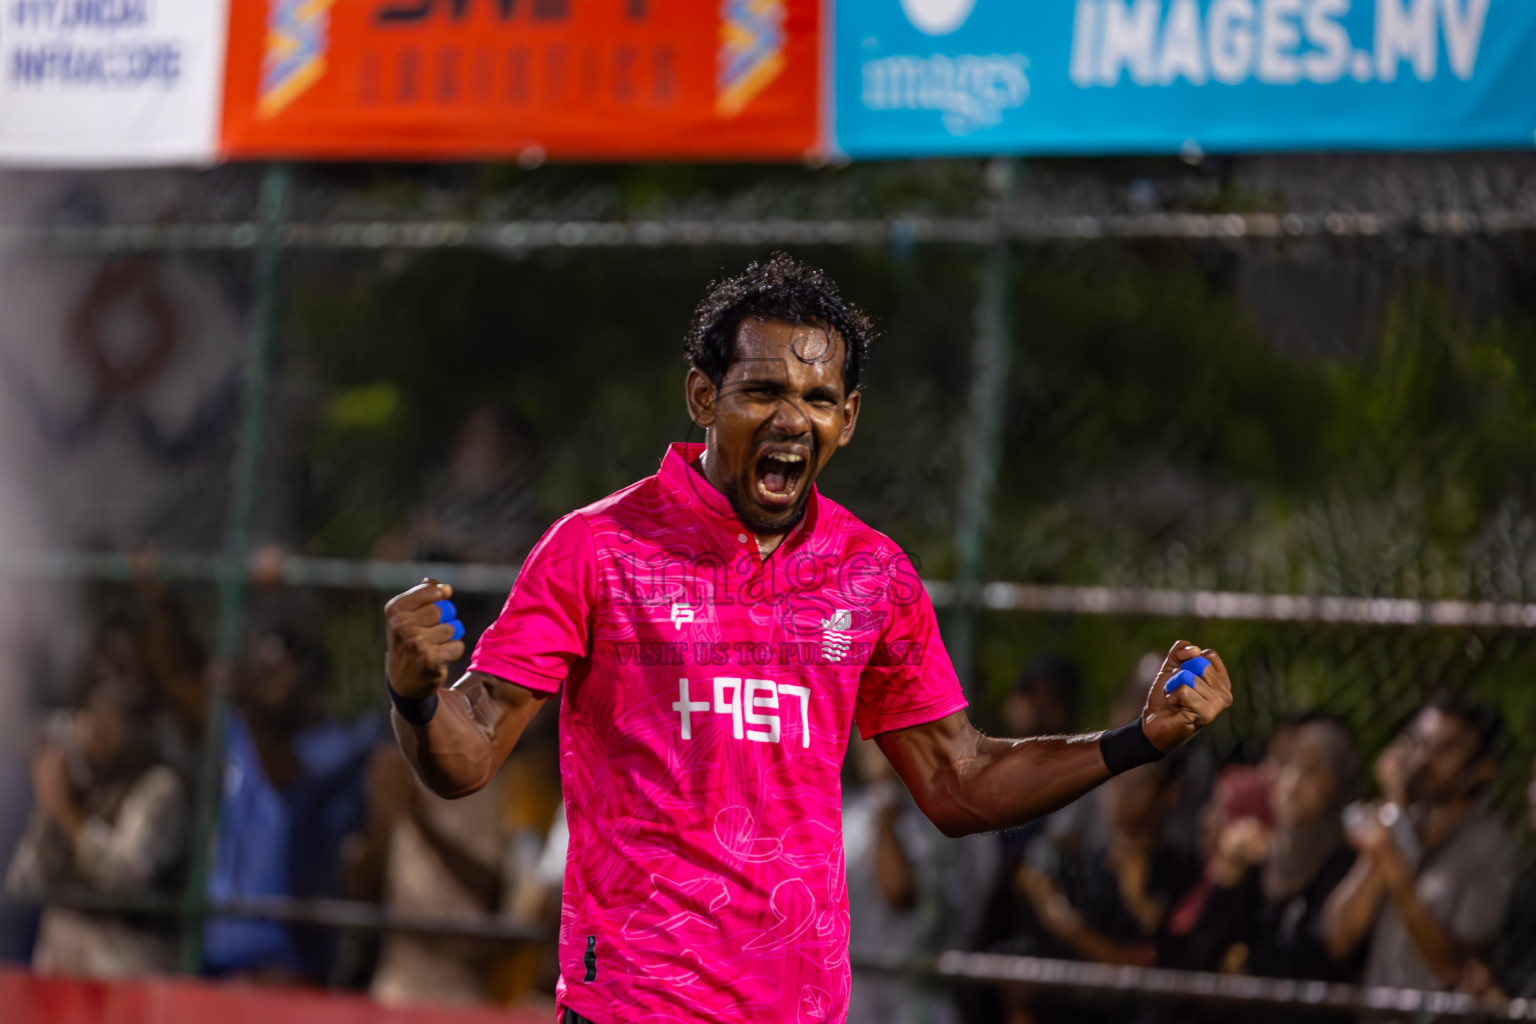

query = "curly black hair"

[{"left": 683, "top": 253, "right": 876, "bottom": 393}]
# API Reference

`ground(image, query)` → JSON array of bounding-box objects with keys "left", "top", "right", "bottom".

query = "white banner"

[{"left": 0, "top": 0, "right": 229, "bottom": 167}]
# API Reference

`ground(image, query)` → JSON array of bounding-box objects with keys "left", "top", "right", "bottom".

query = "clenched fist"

[
  {"left": 1141, "top": 640, "right": 1235, "bottom": 753},
  {"left": 385, "top": 578, "right": 466, "bottom": 699}
]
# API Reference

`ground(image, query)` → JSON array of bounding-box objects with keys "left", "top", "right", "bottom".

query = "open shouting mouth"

[{"left": 752, "top": 447, "right": 809, "bottom": 511}]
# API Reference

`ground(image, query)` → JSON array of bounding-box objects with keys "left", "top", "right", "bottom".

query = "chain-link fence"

[{"left": 2, "top": 154, "right": 1536, "bottom": 1016}]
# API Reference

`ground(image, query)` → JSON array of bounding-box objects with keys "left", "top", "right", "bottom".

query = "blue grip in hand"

[
  {"left": 432, "top": 600, "right": 464, "bottom": 640},
  {"left": 1163, "top": 655, "right": 1211, "bottom": 695}
]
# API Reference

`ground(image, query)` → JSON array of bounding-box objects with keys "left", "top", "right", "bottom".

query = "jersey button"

[{"left": 737, "top": 533, "right": 748, "bottom": 543}]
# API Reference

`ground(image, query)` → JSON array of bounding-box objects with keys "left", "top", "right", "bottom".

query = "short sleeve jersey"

[{"left": 470, "top": 442, "right": 967, "bottom": 1023}]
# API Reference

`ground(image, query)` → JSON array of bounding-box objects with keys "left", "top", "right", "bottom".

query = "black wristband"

[
  {"left": 387, "top": 679, "right": 439, "bottom": 726},
  {"left": 1100, "top": 719, "right": 1166, "bottom": 775}
]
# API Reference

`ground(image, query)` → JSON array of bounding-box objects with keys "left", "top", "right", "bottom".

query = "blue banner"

[{"left": 833, "top": 0, "right": 1536, "bottom": 158}]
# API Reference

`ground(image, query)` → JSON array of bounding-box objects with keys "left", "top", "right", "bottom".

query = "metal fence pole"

[
  {"left": 949, "top": 237, "right": 1013, "bottom": 700},
  {"left": 178, "top": 164, "right": 291, "bottom": 972}
]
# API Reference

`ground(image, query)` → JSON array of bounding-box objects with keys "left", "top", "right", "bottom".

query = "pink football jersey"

[{"left": 470, "top": 443, "right": 967, "bottom": 1023}]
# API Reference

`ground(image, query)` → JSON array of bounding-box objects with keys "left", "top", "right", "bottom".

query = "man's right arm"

[
  {"left": 393, "top": 669, "right": 544, "bottom": 798},
  {"left": 385, "top": 579, "right": 545, "bottom": 798}
]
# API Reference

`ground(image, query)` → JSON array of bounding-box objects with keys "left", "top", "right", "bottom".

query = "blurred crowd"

[
  {"left": 0, "top": 570, "right": 567, "bottom": 1008},
  {"left": 0, "top": 403, "right": 566, "bottom": 1010},
  {"left": 1, "top": 411, "right": 1535, "bottom": 1022},
  {"left": 844, "top": 654, "right": 1536, "bottom": 1024},
  {"left": 7, "top": 611, "right": 1536, "bottom": 1023}
]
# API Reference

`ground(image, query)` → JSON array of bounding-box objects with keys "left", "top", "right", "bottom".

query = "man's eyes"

[{"left": 733, "top": 386, "right": 838, "bottom": 407}]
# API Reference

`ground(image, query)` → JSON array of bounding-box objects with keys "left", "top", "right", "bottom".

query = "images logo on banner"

[
  {"left": 834, "top": 0, "right": 1536, "bottom": 158},
  {"left": 862, "top": 0, "right": 1028, "bottom": 137}
]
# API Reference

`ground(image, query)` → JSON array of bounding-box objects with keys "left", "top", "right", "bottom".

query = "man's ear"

[
  {"left": 837, "top": 390, "right": 861, "bottom": 448},
  {"left": 686, "top": 367, "right": 718, "bottom": 428}
]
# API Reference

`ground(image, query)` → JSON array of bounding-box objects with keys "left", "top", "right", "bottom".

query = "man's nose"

[{"left": 766, "top": 395, "right": 811, "bottom": 436}]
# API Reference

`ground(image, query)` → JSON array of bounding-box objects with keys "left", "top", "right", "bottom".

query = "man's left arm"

[{"left": 877, "top": 642, "right": 1233, "bottom": 838}]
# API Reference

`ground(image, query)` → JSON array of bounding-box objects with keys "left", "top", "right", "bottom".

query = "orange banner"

[{"left": 221, "top": 0, "right": 820, "bottom": 161}]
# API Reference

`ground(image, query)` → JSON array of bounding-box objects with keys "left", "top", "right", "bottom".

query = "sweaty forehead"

[{"left": 726, "top": 316, "right": 846, "bottom": 389}]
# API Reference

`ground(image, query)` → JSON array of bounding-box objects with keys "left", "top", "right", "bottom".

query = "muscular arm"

[
  {"left": 877, "top": 715, "right": 1109, "bottom": 838},
  {"left": 393, "top": 670, "right": 544, "bottom": 799},
  {"left": 385, "top": 579, "right": 547, "bottom": 799},
  {"left": 878, "top": 641, "right": 1233, "bottom": 838}
]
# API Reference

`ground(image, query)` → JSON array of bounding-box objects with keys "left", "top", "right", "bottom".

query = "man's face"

[
  {"left": 1402, "top": 707, "right": 1487, "bottom": 803},
  {"left": 687, "top": 317, "right": 860, "bottom": 534}
]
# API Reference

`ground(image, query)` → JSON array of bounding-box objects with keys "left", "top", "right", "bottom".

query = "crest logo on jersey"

[
  {"left": 821, "top": 608, "right": 853, "bottom": 662},
  {"left": 670, "top": 601, "right": 697, "bottom": 630}
]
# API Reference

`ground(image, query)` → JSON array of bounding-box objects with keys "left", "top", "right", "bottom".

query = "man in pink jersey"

[{"left": 382, "top": 254, "right": 1235, "bottom": 1024}]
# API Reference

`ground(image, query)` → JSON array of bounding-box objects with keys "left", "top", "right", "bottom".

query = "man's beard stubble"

[
  {"left": 699, "top": 439, "right": 812, "bottom": 537},
  {"left": 727, "top": 488, "right": 808, "bottom": 537}
]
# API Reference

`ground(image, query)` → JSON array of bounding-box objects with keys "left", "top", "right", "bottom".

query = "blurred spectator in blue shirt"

[{"left": 203, "top": 628, "right": 381, "bottom": 982}]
